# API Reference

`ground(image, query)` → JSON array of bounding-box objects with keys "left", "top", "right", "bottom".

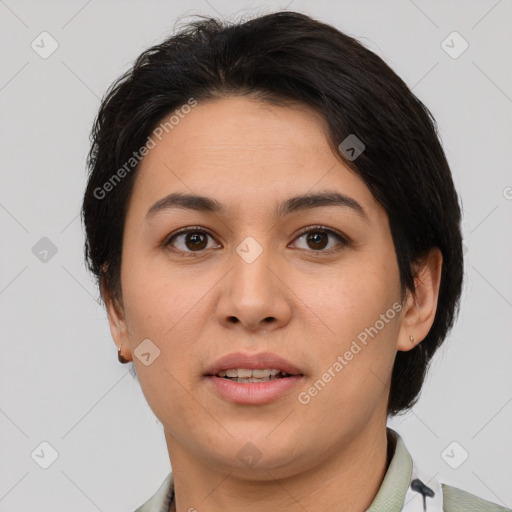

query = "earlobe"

[{"left": 397, "top": 247, "right": 443, "bottom": 352}]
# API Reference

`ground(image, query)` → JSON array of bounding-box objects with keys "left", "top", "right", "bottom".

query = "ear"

[
  {"left": 397, "top": 247, "right": 443, "bottom": 352},
  {"left": 101, "top": 279, "right": 132, "bottom": 360}
]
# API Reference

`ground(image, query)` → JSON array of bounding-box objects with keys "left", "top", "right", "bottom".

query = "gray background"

[{"left": 1, "top": 0, "right": 511, "bottom": 510}]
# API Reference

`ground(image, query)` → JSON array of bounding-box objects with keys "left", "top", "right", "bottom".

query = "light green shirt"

[{"left": 134, "top": 428, "right": 510, "bottom": 512}]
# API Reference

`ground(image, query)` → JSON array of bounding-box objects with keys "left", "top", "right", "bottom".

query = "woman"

[{"left": 81, "top": 11, "right": 508, "bottom": 512}]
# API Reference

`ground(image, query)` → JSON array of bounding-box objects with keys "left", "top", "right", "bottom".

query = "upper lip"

[{"left": 204, "top": 351, "right": 304, "bottom": 376}]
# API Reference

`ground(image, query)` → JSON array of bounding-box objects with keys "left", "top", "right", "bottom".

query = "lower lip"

[{"left": 205, "top": 375, "right": 304, "bottom": 404}]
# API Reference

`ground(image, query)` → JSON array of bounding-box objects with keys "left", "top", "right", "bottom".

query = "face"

[{"left": 106, "top": 96, "right": 431, "bottom": 478}]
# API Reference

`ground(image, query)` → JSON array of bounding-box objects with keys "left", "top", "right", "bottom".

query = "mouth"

[
  {"left": 203, "top": 352, "right": 305, "bottom": 404},
  {"left": 212, "top": 368, "right": 299, "bottom": 383},
  {"left": 204, "top": 351, "right": 304, "bottom": 380}
]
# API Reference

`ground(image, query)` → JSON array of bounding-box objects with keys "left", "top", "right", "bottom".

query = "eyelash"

[{"left": 163, "top": 225, "right": 349, "bottom": 257}]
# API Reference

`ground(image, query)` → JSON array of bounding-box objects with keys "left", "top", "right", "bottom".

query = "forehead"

[{"left": 129, "top": 96, "right": 382, "bottom": 221}]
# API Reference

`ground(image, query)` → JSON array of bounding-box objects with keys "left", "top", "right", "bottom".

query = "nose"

[{"left": 215, "top": 241, "right": 292, "bottom": 334}]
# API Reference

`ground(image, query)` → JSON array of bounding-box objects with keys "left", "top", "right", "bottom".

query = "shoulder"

[
  {"left": 442, "top": 483, "right": 511, "bottom": 512},
  {"left": 132, "top": 472, "right": 174, "bottom": 512}
]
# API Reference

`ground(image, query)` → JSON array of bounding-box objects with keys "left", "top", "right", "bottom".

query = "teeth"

[
  {"left": 230, "top": 377, "right": 275, "bottom": 383},
  {"left": 253, "top": 369, "right": 278, "bottom": 378},
  {"left": 216, "top": 368, "right": 289, "bottom": 378}
]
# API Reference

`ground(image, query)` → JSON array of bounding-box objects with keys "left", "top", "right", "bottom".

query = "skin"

[{"left": 104, "top": 96, "right": 442, "bottom": 512}]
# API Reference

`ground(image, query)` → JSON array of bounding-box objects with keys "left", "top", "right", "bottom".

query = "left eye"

[{"left": 291, "top": 227, "right": 348, "bottom": 253}]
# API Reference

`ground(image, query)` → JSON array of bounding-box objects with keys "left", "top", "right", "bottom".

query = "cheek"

[
  {"left": 298, "top": 252, "right": 401, "bottom": 407},
  {"left": 303, "top": 249, "right": 400, "bottom": 339},
  {"left": 299, "top": 307, "right": 400, "bottom": 440},
  {"left": 119, "top": 246, "right": 217, "bottom": 405},
  {"left": 120, "top": 256, "right": 212, "bottom": 425},
  {"left": 121, "top": 243, "right": 203, "bottom": 333}
]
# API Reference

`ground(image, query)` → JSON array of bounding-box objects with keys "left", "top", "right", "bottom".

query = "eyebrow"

[{"left": 146, "top": 190, "right": 368, "bottom": 222}]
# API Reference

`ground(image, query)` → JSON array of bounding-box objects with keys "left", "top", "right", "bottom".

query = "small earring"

[
  {"left": 409, "top": 335, "right": 415, "bottom": 343},
  {"left": 118, "top": 345, "right": 129, "bottom": 364}
]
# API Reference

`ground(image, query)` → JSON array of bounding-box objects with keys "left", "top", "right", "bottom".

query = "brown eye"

[
  {"left": 306, "top": 230, "right": 329, "bottom": 250},
  {"left": 184, "top": 232, "right": 208, "bottom": 250},
  {"left": 292, "top": 226, "right": 348, "bottom": 253},
  {"left": 165, "top": 228, "right": 219, "bottom": 255}
]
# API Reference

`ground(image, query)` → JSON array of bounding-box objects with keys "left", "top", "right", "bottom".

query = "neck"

[{"left": 165, "top": 420, "right": 392, "bottom": 512}]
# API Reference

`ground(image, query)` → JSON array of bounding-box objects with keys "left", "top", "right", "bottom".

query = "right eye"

[{"left": 164, "top": 227, "right": 221, "bottom": 256}]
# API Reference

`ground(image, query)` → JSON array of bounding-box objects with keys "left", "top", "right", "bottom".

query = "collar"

[
  {"left": 135, "top": 428, "right": 443, "bottom": 512},
  {"left": 367, "top": 428, "right": 444, "bottom": 512}
]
